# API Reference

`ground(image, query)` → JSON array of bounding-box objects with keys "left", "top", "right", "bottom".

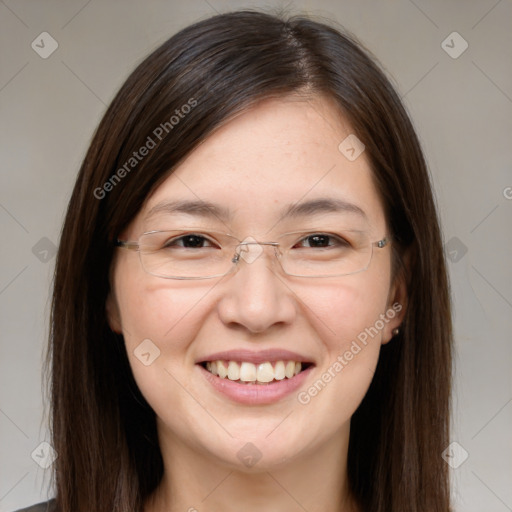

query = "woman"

[{"left": 17, "top": 9, "right": 452, "bottom": 512}]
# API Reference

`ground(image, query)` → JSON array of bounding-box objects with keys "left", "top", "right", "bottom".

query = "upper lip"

[{"left": 197, "top": 349, "right": 315, "bottom": 365}]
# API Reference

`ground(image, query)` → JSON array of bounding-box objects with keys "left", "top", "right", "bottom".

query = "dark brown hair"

[{"left": 45, "top": 9, "right": 452, "bottom": 512}]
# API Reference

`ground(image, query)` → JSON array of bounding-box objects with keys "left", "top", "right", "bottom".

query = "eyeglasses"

[{"left": 115, "top": 227, "right": 390, "bottom": 280}]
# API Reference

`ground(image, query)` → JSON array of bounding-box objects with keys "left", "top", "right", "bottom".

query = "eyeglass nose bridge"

[{"left": 231, "top": 239, "right": 280, "bottom": 266}]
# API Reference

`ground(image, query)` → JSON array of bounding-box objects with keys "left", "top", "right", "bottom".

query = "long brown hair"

[{"left": 45, "top": 9, "right": 452, "bottom": 512}]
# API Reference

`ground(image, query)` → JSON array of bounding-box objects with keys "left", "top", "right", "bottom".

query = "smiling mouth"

[{"left": 199, "top": 360, "right": 314, "bottom": 385}]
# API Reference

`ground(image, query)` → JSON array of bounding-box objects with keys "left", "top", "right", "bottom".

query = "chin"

[{"left": 203, "top": 431, "right": 311, "bottom": 473}]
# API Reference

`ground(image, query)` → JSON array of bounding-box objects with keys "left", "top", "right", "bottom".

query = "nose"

[{"left": 216, "top": 242, "right": 296, "bottom": 334}]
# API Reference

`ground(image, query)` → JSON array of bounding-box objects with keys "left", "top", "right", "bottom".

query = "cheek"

[
  {"left": 113, "top": 274, "right": 213, "bottom": 401},
  {"left": 115, "top": 282, "right": 218, "bottom": 446},
  {"left": 304, "top": 268, "right": 391, "bottom": 348},
  {"left": 293, "top": 271, "right": 390, "bottom": 430},
  {"left": 117, "top": 274, "right": 211, "bottom": 347}
]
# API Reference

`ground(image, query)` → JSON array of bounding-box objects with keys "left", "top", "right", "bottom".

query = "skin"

[{"left": 107, "top": 94, "right": 407, "bottom": 512}]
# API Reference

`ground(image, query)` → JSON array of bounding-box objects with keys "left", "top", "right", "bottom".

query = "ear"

[
  {"left": 106, "top": 292, "right": 123, "bottom": 334},
  {"left": 381, "top": 252, "right": 409, "bottom": 344}
]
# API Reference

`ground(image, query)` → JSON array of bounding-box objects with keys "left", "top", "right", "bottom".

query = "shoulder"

[{"left": 12, "top": 499, "right": 56, "bottom": 512}]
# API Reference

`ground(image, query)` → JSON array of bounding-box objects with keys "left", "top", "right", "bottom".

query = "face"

[{"left": 107, "top": 95, "right": 405, "bottom": 473}]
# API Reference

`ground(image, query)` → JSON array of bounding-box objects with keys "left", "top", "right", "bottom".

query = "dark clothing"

[{"left": 13, "top": 499, "right": 56, "bottom": 512}]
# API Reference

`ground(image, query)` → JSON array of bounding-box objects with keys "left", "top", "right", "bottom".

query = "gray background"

[{"left": 0, "top": 1, "right": 511, "bottom": 511}]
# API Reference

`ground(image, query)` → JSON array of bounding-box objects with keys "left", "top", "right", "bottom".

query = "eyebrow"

[{"left": 144, "top": 197, "right": 367, "bottom": 223}]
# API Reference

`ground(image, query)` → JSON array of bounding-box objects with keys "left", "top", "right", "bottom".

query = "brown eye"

[
  {"left": 163, "top": 234, "right": 216, "bottom": 249},
  {"left": 294, "top": 234, "right": 349, "bottom": 249}
]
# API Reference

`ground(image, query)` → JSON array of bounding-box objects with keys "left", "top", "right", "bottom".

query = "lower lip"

[{"left": 197, "top": 364, "right": 314, "bottom": 405}]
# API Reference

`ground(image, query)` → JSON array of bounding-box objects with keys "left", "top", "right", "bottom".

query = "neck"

[{"left": 145, "top": 423, "right": 359, "bottom": 512}]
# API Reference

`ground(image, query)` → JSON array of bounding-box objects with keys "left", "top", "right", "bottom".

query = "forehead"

[{"left": 136, "top": 95, "right": 386, "bottom": 234}]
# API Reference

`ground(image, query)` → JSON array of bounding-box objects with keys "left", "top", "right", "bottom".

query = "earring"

[{"left": 392, "top": 327, "right": 400, "bottom": 336}]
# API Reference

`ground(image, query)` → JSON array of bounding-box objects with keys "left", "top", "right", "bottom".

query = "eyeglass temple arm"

[{"left": 115, "top": 240, "right": 139, "bottom": 251}]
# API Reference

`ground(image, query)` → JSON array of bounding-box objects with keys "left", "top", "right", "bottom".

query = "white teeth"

[
  {"left": 274, "top": 361, "right": 285, "bottom": 380},
  {"left": 204, "top": 359, "right": 305, "bottom": 384},
  {"left": 227, "top": 361, "right": 240, "bottom": 380},
  {"left": 239, "top": 362, "right": 257, "bottom": 382},
  {"left": 256, "top": 362, "right": 274, "bottom": 383},
  {"left": 285, "top": 361, "right": 295, "bottom": 378},
  {"left": 217, "top": 360, "right": 228, "bottom": 378}
]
